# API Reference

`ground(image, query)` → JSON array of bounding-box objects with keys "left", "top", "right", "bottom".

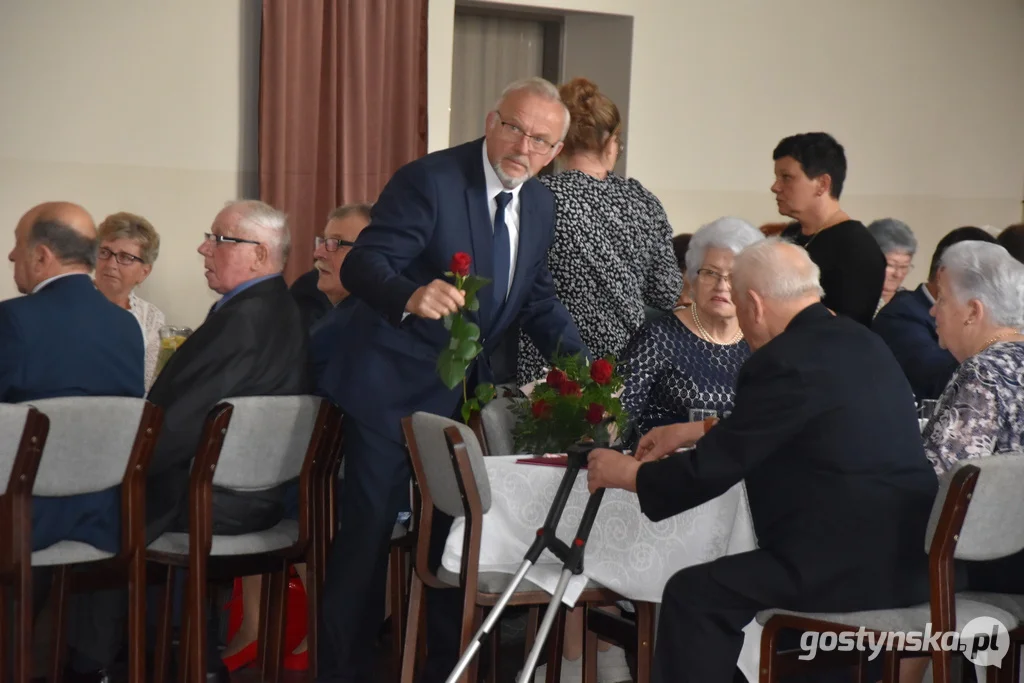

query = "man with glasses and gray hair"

[{"left": 316, "top": 77, "right": 587, "bottom": 683}]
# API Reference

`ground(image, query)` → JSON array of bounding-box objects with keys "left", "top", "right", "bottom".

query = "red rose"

[
  {"left": 559, "top": 380, "right": 582, "bottom": 397},
  {"left": 590, "top": 358, "right": 613, "bottom": 385},
  {"left": 585, "top": 402, "right": 605, "bottom": 425},
  {"left": 545, "top": 368, "right": 567, "bottom": 389},
  {"left": 449, "top": 251, "right": 471, "bottom": 277},
  {"left": 531, "top": 399, "right": 552, "bottom": 419}
]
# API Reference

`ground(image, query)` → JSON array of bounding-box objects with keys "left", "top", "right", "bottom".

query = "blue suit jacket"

[
  {"left": 872, "top": 284, "right": 958, "bottom": 400},
  {"left": 0, "top": 273, "right": 145, "bottom": 552},
  {"left": 325, "top": 138, "right": 586, "bottom": 443}
]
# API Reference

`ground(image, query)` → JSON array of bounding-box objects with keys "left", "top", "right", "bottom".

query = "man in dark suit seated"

[
  {"left": 1, "top": 201, "right": 145, "bottom": 681},
  {"left": 317, "top": 76, "right": 588, "bottom": 683},
  {"left": 1, "top": 201, "right": 145, "bottom": 552},
  {"left": 302, "top": 202, "right": 372, "bottom": 381},
  {"left": 587, "top": 238, "right": 938, "bottom": 683},
  {"left": 146, "top": 199, "right": 312, "bottom": 542},
  {"left": 873, "top": 226, "right": 997, "bottom": 400}
]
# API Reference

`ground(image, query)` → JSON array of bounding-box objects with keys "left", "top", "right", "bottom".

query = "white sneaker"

[{"left": 597, "top": 646, "right": 631, "bottom": 683}]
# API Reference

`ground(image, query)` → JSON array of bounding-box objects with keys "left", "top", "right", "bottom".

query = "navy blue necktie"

[{"left": 492, "top": 191, "right": 513, "bottom": 313}]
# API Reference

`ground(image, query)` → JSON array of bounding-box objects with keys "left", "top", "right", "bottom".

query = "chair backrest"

[
  {"left": 479, "top": 397, "right": 517, "bottom": 456},
  {"left": 925, "top": 452, "right": 1024, "bottom": 561},
  {"left": 211, "top": 395, "right": 322, "bottom": 491},
  {"left": 25, "top": 397, "right": 148, "bottom": 496},
  {"left": 0, "top": 404, "right": 43, "bottom": 496},
  {"left": 408, "top": 412, "right": 490, "bottom": 518}
]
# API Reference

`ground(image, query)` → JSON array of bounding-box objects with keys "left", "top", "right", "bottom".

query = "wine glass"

[
  {"left": 689, "top": 408, "right": 718, "bottom": 422},
  {"left": 156, "top": 325, "right": 193, "bottom": 376}
]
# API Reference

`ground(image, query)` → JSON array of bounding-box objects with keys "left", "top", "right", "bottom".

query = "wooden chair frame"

[
  {"left": 0, "top": 408, "right": 49, "bottom": 683},
  {"left": 760, "top": 464, "right": 1024, "bottom": 683},
  {"left": 148, "top": 399, "right": 341, "bottom": 683}
]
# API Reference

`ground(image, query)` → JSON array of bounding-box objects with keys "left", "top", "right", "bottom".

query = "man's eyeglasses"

[
  {"left": 97, "top": 247, "right": 145, "bottom": 266},
  {"left": 204, "top": 232, "right": 261, "bottom": 246},
  {"left": 696, "top": 268, "right": 732, "bottom": 285},
  {"left": 315, "top": 236, "right": 357, "bottom": 252},
  {"left": 497, "top": 117, "right": 556, "bottom": 154}
]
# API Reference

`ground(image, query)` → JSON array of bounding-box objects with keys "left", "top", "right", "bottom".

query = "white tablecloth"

[{"left": 442, "top": 455, "right": 763, "bottom": 682}]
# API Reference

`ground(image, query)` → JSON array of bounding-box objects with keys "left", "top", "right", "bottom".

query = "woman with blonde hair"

[
  {"left": 94, "top": 212, "right": 166, "bottom": 390},
  {"left": 515, "top": 77, "right": 683, "bottom": 388}
]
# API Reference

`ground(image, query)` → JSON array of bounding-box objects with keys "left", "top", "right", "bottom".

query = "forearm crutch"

[{"left": 445, "top": 441, "right": 612, "bottom": 683}]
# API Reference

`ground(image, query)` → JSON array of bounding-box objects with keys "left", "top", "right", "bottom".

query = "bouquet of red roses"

[
  {"left": 511, "top": 353, "right": 627, "bottom": 454},
  {"left": 437, "top": 251, "right": 496, "bottom": 421}
]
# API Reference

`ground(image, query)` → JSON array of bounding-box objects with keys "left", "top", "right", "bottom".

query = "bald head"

[
  {"left": 732, "top": 238, "right": 825, "bottom": 350},
  {"left": 9, "top": 202, "right": 98, "bottom": 294}
]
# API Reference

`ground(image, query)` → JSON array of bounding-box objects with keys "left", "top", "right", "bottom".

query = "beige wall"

[
  {"left": 432, "top": 0, "right": 1024, "bottom": 288},
  {"left": 2, "top": 0, "right": 1021, "bottom": 324},
  {"left": 0, "top": 0, "right": 260, "bottom": 327}
]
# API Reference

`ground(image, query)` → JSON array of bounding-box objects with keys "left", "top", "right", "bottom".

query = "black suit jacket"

[
  {"left": 290, "top": 268, "right": 332, "bottom": 331},
  {"left": 636, "top": 304, "right": 938, "bottom": 611},
  {"left": 873, "top": 284, "right": 958, "bottom": 401},
  {"left": 145, "top": 276, "right": 312, "bottom": 539},
  {"left": 326, "top": 138, "right": 586, "bottom": 445}
]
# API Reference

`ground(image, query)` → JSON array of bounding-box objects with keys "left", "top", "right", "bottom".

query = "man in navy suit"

[
  {"left": 1, "top": 201, "right": 145, "bottom": 551},
  {"left": 1, "top": 201, "right": 144, "bottom": 682},
  {"left": 317, "top": 77, "right": 588, "bottom": 682},
  {"left": 873, "top": 226, "right": 997, "bottom": 400}
]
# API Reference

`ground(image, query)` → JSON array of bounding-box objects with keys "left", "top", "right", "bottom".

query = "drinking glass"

[
  {"left": 917, "top": 400, "right": 939, "bottom": 421},
  {"left": 689, "top": 408, "right": 719, "bottom": 422},
  {"left": 156, "top": 326, "right": 192, "bottom": 376}
]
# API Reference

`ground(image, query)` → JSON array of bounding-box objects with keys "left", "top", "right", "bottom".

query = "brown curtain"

[{"left": 259, "top": 0, "right": 429, "bottom": 284}]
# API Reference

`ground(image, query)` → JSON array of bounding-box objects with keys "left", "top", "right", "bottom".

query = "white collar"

[
  {"left": 920, "top": 283, "right": 935, "bottom": 305},
  {"left": 481, "top": 141, "right": 524, "bottom": 205},
  {"left": 32, "top": 272, "right": 86, "bottom": 294}
]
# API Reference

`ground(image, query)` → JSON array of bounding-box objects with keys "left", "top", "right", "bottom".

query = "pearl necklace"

[{"left": 691, "top": 305, "right": 743, "bottom": 345}]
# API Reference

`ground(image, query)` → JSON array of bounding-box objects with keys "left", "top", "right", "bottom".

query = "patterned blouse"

[
  {"left": 516, "top": 171, "right": 683, "bottom": 386},
  {"left": 129, "top": 291, "right": 166, "bottom": 392},
  {"left": 618, "top": 312, "right": 750, "bottom": 445},
  {"left": 922, "top": 341, "right": 1024, "bottom": 475}
]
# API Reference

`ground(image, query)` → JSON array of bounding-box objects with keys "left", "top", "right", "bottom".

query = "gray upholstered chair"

[
  {"left": 757, "top": 454, "right": 1024, "bottom": 683},
  {"left": 0, "top": 404, "right": 49, "bottom": 683},
  {"left": 25, "top": 397, "right": 161, "bottom": 683},
  {"left": 471, "top": 397, "right": 518, "bottom": 456},
  {"left": 400, "top": 412, "right": 654, "bottom": 683},
  {"left": 147, "top": 395, "right": 340, "bottom": 683}
]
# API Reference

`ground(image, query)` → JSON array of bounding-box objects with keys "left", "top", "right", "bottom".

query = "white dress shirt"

[{"left": 481, "top": 143, "right": 524, "bottom": 301}]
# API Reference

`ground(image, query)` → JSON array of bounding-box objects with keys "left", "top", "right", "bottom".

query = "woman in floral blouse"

[{"left": 94, "top": 212, "right": 166, "bottom": 390}]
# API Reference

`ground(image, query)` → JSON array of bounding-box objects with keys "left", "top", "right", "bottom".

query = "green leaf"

[
  {"left": 455, "top": 338, "right": 483, "bottom": 361},
  {"left": 437, "top": 349, "right": 467, "bottom": 390},
  {"left": 475, "top": 383, "right": 496, "bottom": 403},
  {"left": 463, "top": 321, "right": 481, "bottom": 342},
  {"left": 462, "top": 275, "right": 491, "bottom": 300},
  {"left": 461, "top": 398, "right": 480, "bottom": 423}
]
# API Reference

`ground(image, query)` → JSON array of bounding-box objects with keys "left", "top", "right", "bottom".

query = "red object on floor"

[
  {"left": 283, "top": 648, "right": 309, "bottom": 671},
  {"left": 225, "top": 568, "right": 308, "bottom": 663}
]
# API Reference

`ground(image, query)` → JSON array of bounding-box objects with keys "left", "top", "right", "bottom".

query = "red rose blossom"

[
  {"left": 559, "top": 380, "right": 582, "bottom": 397},
  {"left": 590, "top": 358, "right": 613, "bottom": 385},
  {"left": 585, "top": 402, "right": 605, "bottom": 425},
  {"left": 545, "top": 368, "right": 567, "bottom": 389},
  {"left": 449, "top": 252, "right": 472, "bottom": 277},
  {"left": 531, "top": 399, "right": 552, "bottom": 419}
]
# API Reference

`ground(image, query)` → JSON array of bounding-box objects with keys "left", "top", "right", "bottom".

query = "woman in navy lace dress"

[{"left": 620, "top": 217, "right": 764, "bottom": 445}]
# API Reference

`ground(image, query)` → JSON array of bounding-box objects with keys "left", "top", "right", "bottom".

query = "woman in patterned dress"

[
  {"left": 94, "top": 212, "right": 166, "bottom": 391},
  {"left": 901, "top": 240, "right": 1024, "bottom": 683},
  {"left": 515, "top": 77, "right": 683, "bottom": 387},
  {"left": 619, "top": 217, "right": 764, "bottom": 445}
]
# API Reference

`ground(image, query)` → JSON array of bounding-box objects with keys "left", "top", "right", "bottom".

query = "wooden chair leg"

[
  {"left": 14, "top": 562, "right": 32, "bottom": 683},
  {"left": 126, "top": 553, "right": 146, "bottom": 683},
  {"left": 545, "top": 607, "right": 566, "bottom": 683},
  {"left": 261, "top": 570, "right": 288, "bottom": 683},
  {"left": 635, "top": 601, "right": 656, "bottom": 683},
  {"left": 400, "top": 573, "right": 425, "bottom": 683},
  {"left": 0, "top": 586, "right": 8, "bottom": 680},
  {"left": 152, "top": 568, "right": 175, "bottom": 683},
  {"left": 257, "top": 571, "right": 272, "bottom": 670},
  {"left": 48, "top": 566, "right": 70, "bottom": 683},
  {"left": 390, "top": 543, "right": 406, "bottom": 679},
  {"left": 931, "top": 646, "right": 952, "bottom": 683},
  {"left": 881, "top": 650, "right": 900, "bottom": 683},
  {"left": 187, "top": 558, "right": 208, "bottom": 683},
  {"left": 465, "top": 605, "right": 485, "bottom": 683},
  {"left": 303, "top": 558, "right": 320, "bottom": 681},
  {"left": 177, "top": 570, "right": 192, "bottom": 683},
  {"left": 582, "top": 604, "right": 598, "bottom": 683}
]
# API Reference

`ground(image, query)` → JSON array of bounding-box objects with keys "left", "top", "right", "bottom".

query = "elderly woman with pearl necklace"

[{"left": 618, "top": 217, "right": 764, "bottom": 446}]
